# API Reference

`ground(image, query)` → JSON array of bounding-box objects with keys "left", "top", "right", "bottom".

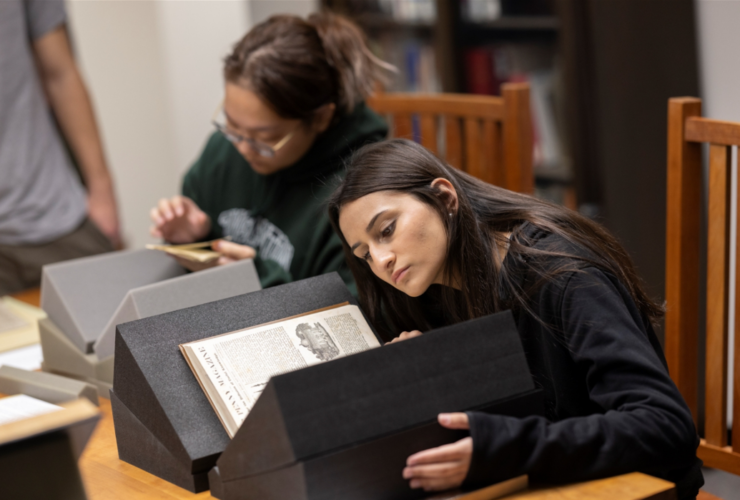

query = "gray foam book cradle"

[{"left": 40, "top": 250, "right": 261, "bottom": 396}]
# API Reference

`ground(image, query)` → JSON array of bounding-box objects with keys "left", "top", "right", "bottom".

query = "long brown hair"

[
  {"left": 327, "top": 139, "right": 664, "bottom": 339},
  {"left": 224, "top": 12, "right": 394, "bottom": 122}
]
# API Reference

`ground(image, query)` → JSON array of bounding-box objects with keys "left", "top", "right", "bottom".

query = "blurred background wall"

[
  {"left": 66, "top": 0, "right": 318, "bottom": 251},
  {"left": 698, "top": 0, "right": 740, "bottom": 123}
]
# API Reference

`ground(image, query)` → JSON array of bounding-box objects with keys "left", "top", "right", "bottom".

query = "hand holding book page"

[{"left": 180, "top": 303, "right": 381, "bottom": 437}]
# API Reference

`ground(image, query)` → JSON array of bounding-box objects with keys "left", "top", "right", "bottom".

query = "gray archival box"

[{"left": 40, "top": 250, "right": 261, "bottom": 396}]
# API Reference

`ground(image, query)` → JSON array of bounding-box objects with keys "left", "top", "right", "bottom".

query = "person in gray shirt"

[{"left": 0, "top": 0, "right": 120, "bottom": 295}]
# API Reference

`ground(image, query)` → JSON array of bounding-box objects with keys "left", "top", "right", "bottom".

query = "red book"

[{"left": 465, "top": 47, "right": 495, "bottom": 95}]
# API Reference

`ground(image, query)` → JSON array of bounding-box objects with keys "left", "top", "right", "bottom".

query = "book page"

[{"left": 182, "top": 304, "right": 379, "bottom": 436}]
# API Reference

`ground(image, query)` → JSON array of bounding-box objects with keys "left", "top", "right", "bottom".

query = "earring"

[{"left": 449, "top": 212, "right": 453, "bottom": 217}]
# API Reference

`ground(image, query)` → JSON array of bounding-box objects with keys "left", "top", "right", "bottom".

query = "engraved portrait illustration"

[{"left": 295, "top": 322, "right": 340, "bottom": 361}]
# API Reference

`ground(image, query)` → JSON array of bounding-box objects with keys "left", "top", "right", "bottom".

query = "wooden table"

[
  {"left": 10, "top": 288, "right": 676, "bottom": 500},
  {"left": 10, "top": 287, "right": 41, "bottom": 308},
  {"left": 77, "top": 399, "right": 676, "bottom": 500}
]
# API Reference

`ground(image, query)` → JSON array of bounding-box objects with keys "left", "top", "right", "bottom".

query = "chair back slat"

[
  {"left": 483, "top": 120, "right": 504, "bottom": 187},
  {"left": 367, "top": 93, "right": 505, "bottom": 119},
  {"left": 367, "top": 85, "right": 533, "bottom": 193},
  {"left": 705, "top": 143, "right": 732, "bottom": 447},
  {"left": 734, "top": 260, "right": 740, "bottom": 453},
  {"left": 503, "top": 83, "right": 534, "bottom": 194},
  {"left": 665, "top": 98, "right": 703, "bottom": 420},
  {"left": 666, "top": 96, "right": 740, "bottom": 473},
  {"left": 464, "top": 117, "right": 483, "bottom": 180},
  {"left": 444, "top": 115, "right": 463, "bottom": 169},
  {"left": 686, "top": 117, "right": 740, "bottom": 145},
  {"left": 419, "top": 113, "right": 437, "bottom": 154}
]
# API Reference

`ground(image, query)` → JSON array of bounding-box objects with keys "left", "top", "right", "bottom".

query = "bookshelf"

[
  {"left": 323, "top": 0, "right": 572, "bottom": 207},
  {"left": 323, "top": 0, "right": 701, "bottom": 319}
]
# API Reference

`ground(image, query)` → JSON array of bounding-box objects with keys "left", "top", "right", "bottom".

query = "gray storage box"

[
  {"left": 41, "top": 252, "right": 261, "bottom": 398},
  {"left": 41, "top": 249, "right": 186, "bottom": 355}
]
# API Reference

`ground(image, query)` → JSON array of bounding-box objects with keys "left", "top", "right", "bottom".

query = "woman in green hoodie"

[{"left": 149, "top": 12, "right": 391, "bottom": 292}]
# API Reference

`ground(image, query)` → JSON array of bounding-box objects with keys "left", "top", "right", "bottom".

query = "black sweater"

[{"left": 463, "top": 223, "right": 703, "bottom": 499}]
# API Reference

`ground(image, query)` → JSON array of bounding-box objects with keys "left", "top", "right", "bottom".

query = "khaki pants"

[{"left": 0, "top": 219, "right": 114, "bottom": 296}]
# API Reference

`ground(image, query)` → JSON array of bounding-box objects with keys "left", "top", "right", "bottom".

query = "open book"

[{"left": 180, "top": 303, "right": 380, "bottom": 437}]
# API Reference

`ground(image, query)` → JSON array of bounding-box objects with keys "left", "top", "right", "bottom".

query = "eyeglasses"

[{"left": 211, "top": 102, "right": 295, "bottom": 158}]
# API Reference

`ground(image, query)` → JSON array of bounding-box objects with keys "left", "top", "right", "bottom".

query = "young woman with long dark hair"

[
  {"left": 328, "top": 139, "right": 702, "bottom": 499},
  {"left": 149, "top": 13, "right": 393, "bottom": 291}
]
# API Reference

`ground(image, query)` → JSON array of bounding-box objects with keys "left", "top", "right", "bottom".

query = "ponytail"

[
  {"left": 308, "top": 12, "right": 395, "bottom": 113},
  {"left": 224, "top": 12, "right": 394, "bottom": 121}
]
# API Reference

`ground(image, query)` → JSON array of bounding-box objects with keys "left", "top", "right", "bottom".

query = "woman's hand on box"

[{"left": 403, "top": 413, "right": 473, "bottom": 492}]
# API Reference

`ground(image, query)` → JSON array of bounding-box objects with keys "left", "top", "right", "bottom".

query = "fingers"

[
  {"left": 404, "top": 461, "right": 464, "bottom": 479},
  {"left": 157, "top": 198, "right": 176, "bottom": 222},
  {"left": 408, "top": 473, "right": 467, "bottom": 492},
  {"left": 213, "top": 240, "right": 256, "bottom": 261},
  {"left": 385, "top": 330, "right": 423, "bottom": 345},
  {"left": 438, "top": 412, "right": 470, "bottom": 430},
  {"left": 170, "top": 196, "right": 186, "bottom": 217},
  {"left": 407, "top": 437, "right": 472, "bottom": 466},
  {"left": 151, "top": 196, "right": 188, "bottom": 224},
  {"left": 403, "top": 437, "right": 473, "bottom": 492},
  {"left": 150, "top": 206, "right": 164, "bottom": 227},
  {"left": 191, "top": 208, "right": 209, "bottom": 227}
]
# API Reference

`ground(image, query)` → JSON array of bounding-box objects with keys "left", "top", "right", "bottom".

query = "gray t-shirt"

[{"left": 0, "top": 0, "right": 87, "bottom": 245}]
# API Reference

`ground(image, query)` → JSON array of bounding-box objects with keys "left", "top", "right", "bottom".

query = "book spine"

[
  {"left": 464, "top": 47, "right": 495, "bottom": 95},
  {"left": 405, "top": 43, "right": 421, "bottom": 92}
]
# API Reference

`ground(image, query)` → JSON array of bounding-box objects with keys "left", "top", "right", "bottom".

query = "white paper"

[
  {"left": 0, "top": 394, "right": 63, "bottom": 426},
  {"left": 0, "top": 344, "right": 44, "bottom": 371},
  {"left": 0, "top": 302, "right": 29, "bottom": 334}
]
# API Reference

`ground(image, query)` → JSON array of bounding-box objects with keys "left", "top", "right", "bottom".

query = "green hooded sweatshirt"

[{"left": 182, "top": 103, "right": 387, "bottom": 293}]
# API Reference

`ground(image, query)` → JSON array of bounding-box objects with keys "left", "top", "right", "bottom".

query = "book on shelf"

[
  {"left": 372, "top": 32, "right": 439, "bottom": 93},
  {"left": 180, "top": 302, "right": 381, "bottom": 437},
  {"left": 378, "top": 0, "right": 436, "bottom": 22},
  {"left": 511, "top": 69, "right": 561, "bottom": 169},
  {"left": 462, "top": 0, "right": 502, "bottom": 22},
  {"left": 464, "top": 46, "right": 500, "bottom": 95},
  {"left": 463, "top": 43, "right": 563, "bottom": 169}
]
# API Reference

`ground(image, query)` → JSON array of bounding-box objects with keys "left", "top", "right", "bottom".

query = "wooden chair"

[
  {"left": 666, "top": 97, "right": 740, "bottom": 475},
  {"left": 366, "top": 83, "right": 534, "bottom": 194}
]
